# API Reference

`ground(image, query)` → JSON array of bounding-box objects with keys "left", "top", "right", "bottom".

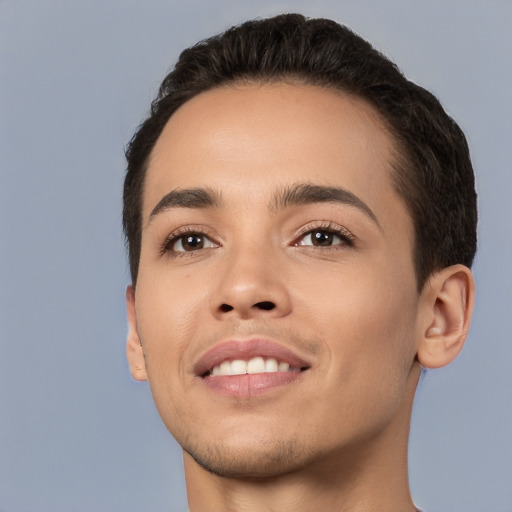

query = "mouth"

[
  {"left": 194, "top": 339, "right": 312, "bottom": 396},
  {"left": 205, "top": 356, "right": 305, "bottom": 377}
]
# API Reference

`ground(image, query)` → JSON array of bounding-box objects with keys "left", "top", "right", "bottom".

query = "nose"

[{"left": 209, "top": 245, "right": 292, "bottom": 320}]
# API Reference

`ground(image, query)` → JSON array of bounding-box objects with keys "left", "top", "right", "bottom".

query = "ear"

[
  {"left": 126, "top": 285, "right": 148, "bottom": 381},
  {"left": 417, "top": 265, "right": 475, "bottom": 369}
]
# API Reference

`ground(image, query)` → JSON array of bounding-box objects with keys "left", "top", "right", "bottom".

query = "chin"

[{"left": 181, "top": 433, "right": 313, "bottom": 479}]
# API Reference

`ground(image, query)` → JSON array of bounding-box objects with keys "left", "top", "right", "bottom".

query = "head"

[
  {"left": 123, "top": 14, "right": 476, "bottom": 482},
  {"left": 124, "top": 13, "right": 477, "bottom": 291}
]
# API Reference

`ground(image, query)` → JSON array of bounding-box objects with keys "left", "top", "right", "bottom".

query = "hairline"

[{"left": 132, "top": 78, "right": 424, "bottom": 291}]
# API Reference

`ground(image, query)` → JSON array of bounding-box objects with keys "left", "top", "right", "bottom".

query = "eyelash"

[
  {"left": 160, "top": 221, "right": 356, "bottom": 257},
  {"left": 293, "top": 221, "right": 356, "bottom": 248},
  {"left": 160, "top": 225, "right": 219, "bottom": 257}
]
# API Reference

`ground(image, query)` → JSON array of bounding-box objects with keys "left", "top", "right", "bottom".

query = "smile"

[
  {"left": 209, "top": 356, "right": 300, "bottom": 377},
  {"left": 195, "top": 339, "right": 312, "bottom": 396},
  {"left": 194, "top": 338, "right": 311, "bottom": 377}
]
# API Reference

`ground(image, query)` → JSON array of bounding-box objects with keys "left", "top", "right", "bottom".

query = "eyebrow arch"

[
  {"left": 271, "top": 183, "right": 380, "bottom": 228},
  {"left": 147, "top": 187, "right": 222, "bottom": 225}
]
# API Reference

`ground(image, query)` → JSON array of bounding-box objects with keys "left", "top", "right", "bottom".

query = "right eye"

[{"left": 169, "top": 233, "right": 218, "bottom": 253}]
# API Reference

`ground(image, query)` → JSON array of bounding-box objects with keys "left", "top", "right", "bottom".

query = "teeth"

[
  {"left": 247, "top": 356, "right": 265, "bottom": 374},
  {"left": 210, "top": 357, "right": 296, "bottom": 376},
  {"left": 230, "top": 359, "right": 247, "bottom": 376},
  {"left": 220, "top": 361, "right": 231, "bottom": 375},
  {"left": 278, "top": 362, "right": 290, "bottom": 372},
  {"left": 265, "top": 358, "right": 278, "bottom": 372}
]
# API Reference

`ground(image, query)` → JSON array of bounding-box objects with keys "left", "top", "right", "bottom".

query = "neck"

[{"left": 185, "top": 364, "right": 421, "bottom": 512}]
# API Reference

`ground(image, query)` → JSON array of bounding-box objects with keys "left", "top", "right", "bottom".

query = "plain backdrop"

[{"left": 1, "top": 1, "right": 511, "bottom": 511}]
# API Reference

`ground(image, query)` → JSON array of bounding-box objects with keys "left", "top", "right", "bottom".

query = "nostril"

[
  {"left": 255, "top": 301, "right": 275, "bottom": 311},
  {"left": 220, "top": 304, "right": 234, "bottom": 312}
]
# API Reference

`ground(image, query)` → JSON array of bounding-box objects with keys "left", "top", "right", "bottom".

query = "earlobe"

[
  {"left": 126, "top": 285, "right": 148, "bottom": 381},
  {"left": 417, "top": 265, "right": 475, "bottom": 369}
]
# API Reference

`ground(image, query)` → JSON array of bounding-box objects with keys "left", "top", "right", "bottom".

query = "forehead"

[{"left": 144, "top": 83, "right": 407, "bottom": 228}]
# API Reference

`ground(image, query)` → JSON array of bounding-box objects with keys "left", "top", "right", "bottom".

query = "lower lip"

[{"left": 201, "top": 371, "right": 306, "bottom": 397}]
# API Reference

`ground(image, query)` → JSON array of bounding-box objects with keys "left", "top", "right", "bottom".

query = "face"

[{"left": 128, "top": 83, "right": 423, "bottom": 478}]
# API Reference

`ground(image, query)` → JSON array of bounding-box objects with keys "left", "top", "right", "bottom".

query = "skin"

[{"left": 126, "top": 83, "right": 474, "bottom": 511}]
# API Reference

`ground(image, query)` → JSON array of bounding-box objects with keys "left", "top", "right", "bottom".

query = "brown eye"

[
  {"left": 311, "top": 230, "right": 334, "bottom": 246},
  {"left": 172, "top": 233, "right": 215, "bottom": 252},
  {"left": 299, "top": 229, "right": 343, "bottom": 247}
]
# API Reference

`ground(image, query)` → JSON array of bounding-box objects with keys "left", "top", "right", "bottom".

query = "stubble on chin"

[{"left": 179, "top": 431, "right": 312, "bottom": 479}]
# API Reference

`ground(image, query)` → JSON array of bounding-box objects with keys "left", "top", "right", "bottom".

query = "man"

[{"left": 123, "top": 14, "right": 476, "bottom": 512}]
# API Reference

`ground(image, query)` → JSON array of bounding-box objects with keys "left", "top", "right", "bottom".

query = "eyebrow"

[
  {"left": 148, "top": 187, "right": 222, "bottom": 225},
  {"left": 271, "top": 183, "right": 380, "bottom": 228},
  {"left": 147, "top": 182, "right": 380, "bottom": 229}
]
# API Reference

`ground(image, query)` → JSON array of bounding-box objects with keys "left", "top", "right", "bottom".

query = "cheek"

[
  {"left": 298, "top": 260, "right": 419, "bottom": 390},
  {"left": 134, "top": 273, "right": 206, "bottom": 429},
  {"left": 138, "top": 263, "right": 204, "bottom": 329},
  {"left": 135, "top": 270, "right": 206, "bottom": 384},
  {"left": 355, "top": 270, "right": 417, "bottom": 355}
]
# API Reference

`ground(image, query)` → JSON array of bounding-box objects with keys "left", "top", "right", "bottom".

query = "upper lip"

[{"left": 194, "top": 338, "right": 312, "bottom": 377}]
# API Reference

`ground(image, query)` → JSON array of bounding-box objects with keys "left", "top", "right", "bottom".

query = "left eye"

[
  {"left": 172, "top": 233, "right": 217, "bottom": 252},
  {"left": 297, "top": 229, "right": 345, "bottom": 247}
]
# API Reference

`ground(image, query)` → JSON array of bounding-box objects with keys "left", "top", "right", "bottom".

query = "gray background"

[{"left": 1, "top": 1, "right": 511, "bottom": 511}]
